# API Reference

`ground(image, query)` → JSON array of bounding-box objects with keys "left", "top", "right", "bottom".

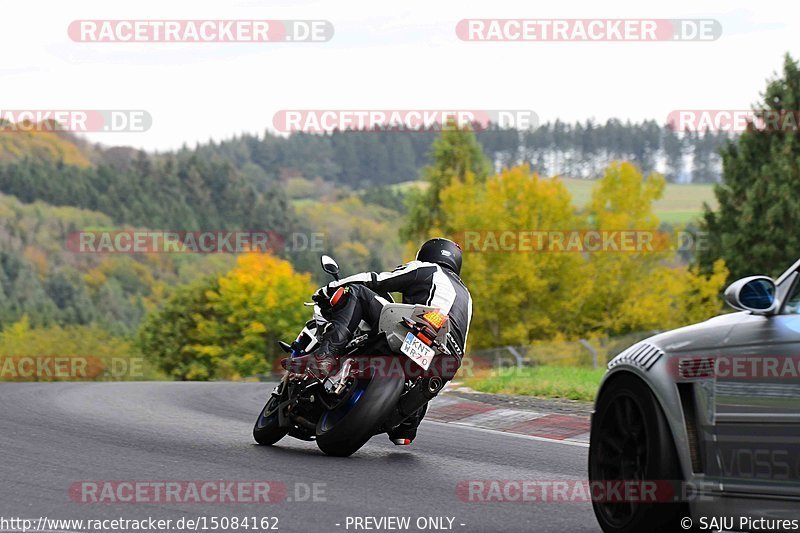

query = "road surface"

[{"left": 0, "top": 382, "right": 599, "bottom": 533}]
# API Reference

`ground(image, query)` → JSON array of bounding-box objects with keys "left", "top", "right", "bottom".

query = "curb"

[{"left": 428, "top": 394, "right": 591, "bottom": 445}]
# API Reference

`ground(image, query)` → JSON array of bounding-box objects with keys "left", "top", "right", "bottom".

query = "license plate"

[{"left": 400, "top": 332, "right": 435, "bottom": 370}]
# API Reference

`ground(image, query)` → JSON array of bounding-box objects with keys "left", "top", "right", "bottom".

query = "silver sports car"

[{"left": 589, "top": 259, "right": 800, "bottom": 533}]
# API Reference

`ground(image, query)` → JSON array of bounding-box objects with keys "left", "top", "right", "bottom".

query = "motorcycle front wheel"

[{"left": 253, "top": 386, "right": 289, "bottom": 446}]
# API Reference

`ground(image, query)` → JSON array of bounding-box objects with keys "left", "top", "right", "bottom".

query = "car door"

[{"left": 706, "top": 275, "right": 800, "bottom": 501}]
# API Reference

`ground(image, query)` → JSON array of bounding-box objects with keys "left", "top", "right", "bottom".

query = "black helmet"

[{"left": 416, "top": 238, "right": 462, "bottom": 275}]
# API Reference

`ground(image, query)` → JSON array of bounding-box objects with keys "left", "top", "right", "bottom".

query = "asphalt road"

[{"left": 0, "top": 382, "right": 599, "bottom": 533}]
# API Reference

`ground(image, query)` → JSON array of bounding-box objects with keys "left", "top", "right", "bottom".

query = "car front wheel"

[{"left": 589, "top": 373, "right": 688, "bottom": 533}]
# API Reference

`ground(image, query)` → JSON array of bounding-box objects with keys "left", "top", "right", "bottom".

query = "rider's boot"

[
  {"left": 281, "top": 288, "right": 354, "bottom": 379},
  {"left": 388, "top": 403, "right": 428, "bottom": 445},
  {"left": 281, "top": 341, "right": 343, "bottom": 379}
]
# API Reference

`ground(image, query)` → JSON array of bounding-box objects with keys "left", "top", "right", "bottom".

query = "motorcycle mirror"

[{"left": 320, "top": 255, "right": 340, "bottom": 279}]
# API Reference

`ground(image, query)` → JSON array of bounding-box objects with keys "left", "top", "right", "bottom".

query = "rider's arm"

[{"left": 328, "top": 261, "right": 433, "bottom": 294}]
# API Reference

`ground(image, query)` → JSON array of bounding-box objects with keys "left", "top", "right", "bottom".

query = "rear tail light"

[{"left": 422, "top": 310, "right": 447, "bottom": 330}]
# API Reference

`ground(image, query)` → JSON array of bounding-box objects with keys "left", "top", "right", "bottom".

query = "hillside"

[
  {"left": 0, "top": 149, "right": 295, "bottom": 233},
  {"left": 0, "top": 128, "right": 94, "bottom": 167},
  {"left": 0, "top": 120, "right": 722, "bottom": 335},
  {"left": 0, "top": 192, "right": 234, "bottom": 334}
]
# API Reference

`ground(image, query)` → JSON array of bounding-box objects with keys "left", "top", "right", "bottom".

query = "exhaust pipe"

[{"left": 385, "top": 376, "right": 444, "bottom": 430}]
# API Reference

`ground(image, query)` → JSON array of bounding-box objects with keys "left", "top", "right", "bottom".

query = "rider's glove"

[{"left": 312, "top": 284, "right": 335, "bottom": 307}]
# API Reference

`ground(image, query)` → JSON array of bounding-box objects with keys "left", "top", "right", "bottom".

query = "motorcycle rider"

[{"left": 281, "top": 238, "right": 472, "bottom": 445}]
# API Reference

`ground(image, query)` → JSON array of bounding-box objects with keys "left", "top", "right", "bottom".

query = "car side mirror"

[
  {"left": 724, "top": 276, "right": 777, "bottom": 314},
  {"left": 320, "top": 255, "right": 340, "bottom": 279}
]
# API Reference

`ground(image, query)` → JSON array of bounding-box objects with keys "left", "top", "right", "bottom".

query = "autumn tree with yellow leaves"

[
  {"left": 138, "top": 253, "right": 314, "bottom": 380},
  {"left": 441, "top": 166, "right": 586, "bottom": 348},
  {"left": 439, "top": 162, "right": 728, "bottom": 350},
  {"left": 575, "top": 162, "right": 728, "bottom": 337}
]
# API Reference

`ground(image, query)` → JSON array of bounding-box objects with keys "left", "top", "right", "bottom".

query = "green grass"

[
  {"left": 290, "top": 198, "right": 317, "bottom": 208},
  {"left": 556, "top": 177, "right": 717, "bottom": 225},
  {"left": 655, "top": 210, "right": 708, "bottom": 225},
  {"left": 392, "top": 177, "right": 717, "bottom": 225},
  {"left": 390, "top": 180, "right": 427, "bottom": 192},
  {"left": 462, "top": 365, "right": 606, "bottom": 402},
  {"left": 295, "top": 177, "right": 717, "bottom": 224}
]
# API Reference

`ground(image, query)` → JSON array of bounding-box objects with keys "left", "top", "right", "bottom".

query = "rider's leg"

[
  {"left": 388, "top": 352, "right": 461, "bottom": 445},
  {"left": 282, "top": 285, "right": 385, "bottom": 378},
  {"left": 321, "top": 285, "right": 385, "bottom": 349},
  {"left": 388, "top": 403, "right": 428, "bottom": 445}
]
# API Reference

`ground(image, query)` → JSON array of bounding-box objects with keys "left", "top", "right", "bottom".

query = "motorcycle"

[{"left": 253, "top": 254, "right": 452, "bottom": 456}]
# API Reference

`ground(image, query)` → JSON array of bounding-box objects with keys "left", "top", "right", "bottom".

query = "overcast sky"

[{"left": 3, "top": 0, "right": 797, "bottom": 151}]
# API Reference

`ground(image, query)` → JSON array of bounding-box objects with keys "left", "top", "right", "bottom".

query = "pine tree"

[
  {"left": 663, "top": 125, "right": 685, "bottom": 182},
  {"left": 699, "top": 53, "right": 800, "bottom": 279}
]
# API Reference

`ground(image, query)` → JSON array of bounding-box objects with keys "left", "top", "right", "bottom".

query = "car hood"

[{"left": 643, "top": 311, "right": 751, "bottom": 354}]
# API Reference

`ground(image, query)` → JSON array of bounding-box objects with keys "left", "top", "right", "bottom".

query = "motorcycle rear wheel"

[{"left": 316, "top": 359, "right": 403, "bottom": 457}]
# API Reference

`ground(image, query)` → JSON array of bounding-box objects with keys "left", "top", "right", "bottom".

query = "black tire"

[
  {"left": 316, "top": 360, "right": 404, "bottom": 457},
  {"left": 253, "top": 392, "right": 288, "bottom": 446},
  {"left": 589, "top": 373, "right": 687, "bottom": 533}
]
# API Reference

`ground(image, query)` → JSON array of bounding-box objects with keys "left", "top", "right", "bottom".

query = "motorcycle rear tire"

[{"left": 316, "top": 358, "right": 403, "bottom": 457}]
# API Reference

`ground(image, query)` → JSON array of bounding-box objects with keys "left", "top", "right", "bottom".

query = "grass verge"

[{"left": 461, "top": 365, "right": 606, "bottom": 402}]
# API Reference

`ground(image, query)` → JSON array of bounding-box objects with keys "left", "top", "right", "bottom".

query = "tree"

[
  {"left": 663, "top": 125, "right": 685, "bottom": 182},
  {"left": 699, "top": 54, "right": 800, "bottom": 280},
  {"left": 401, "top": 125, "right": 492, "bottom": 241},
  {"left": 576, "top": 162, "right": 727, "bottom": 337},
  {"left": 437, "top": 162, "right": 728, "bottom": 350},
  {"left": 137, "top": 253, "right": 314, "bottom": 380},
  {"left": 439, "top": 166, "right": 584, "bottom": 348},
  {"left": 137, "top": 277, "right": 221, "bottom": 380},
  {"left": 296, "top": 195, "right": 404, "bottom": 281},
  {"left": 0, "top": 315, "right": 152, "bottom": 382}
]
